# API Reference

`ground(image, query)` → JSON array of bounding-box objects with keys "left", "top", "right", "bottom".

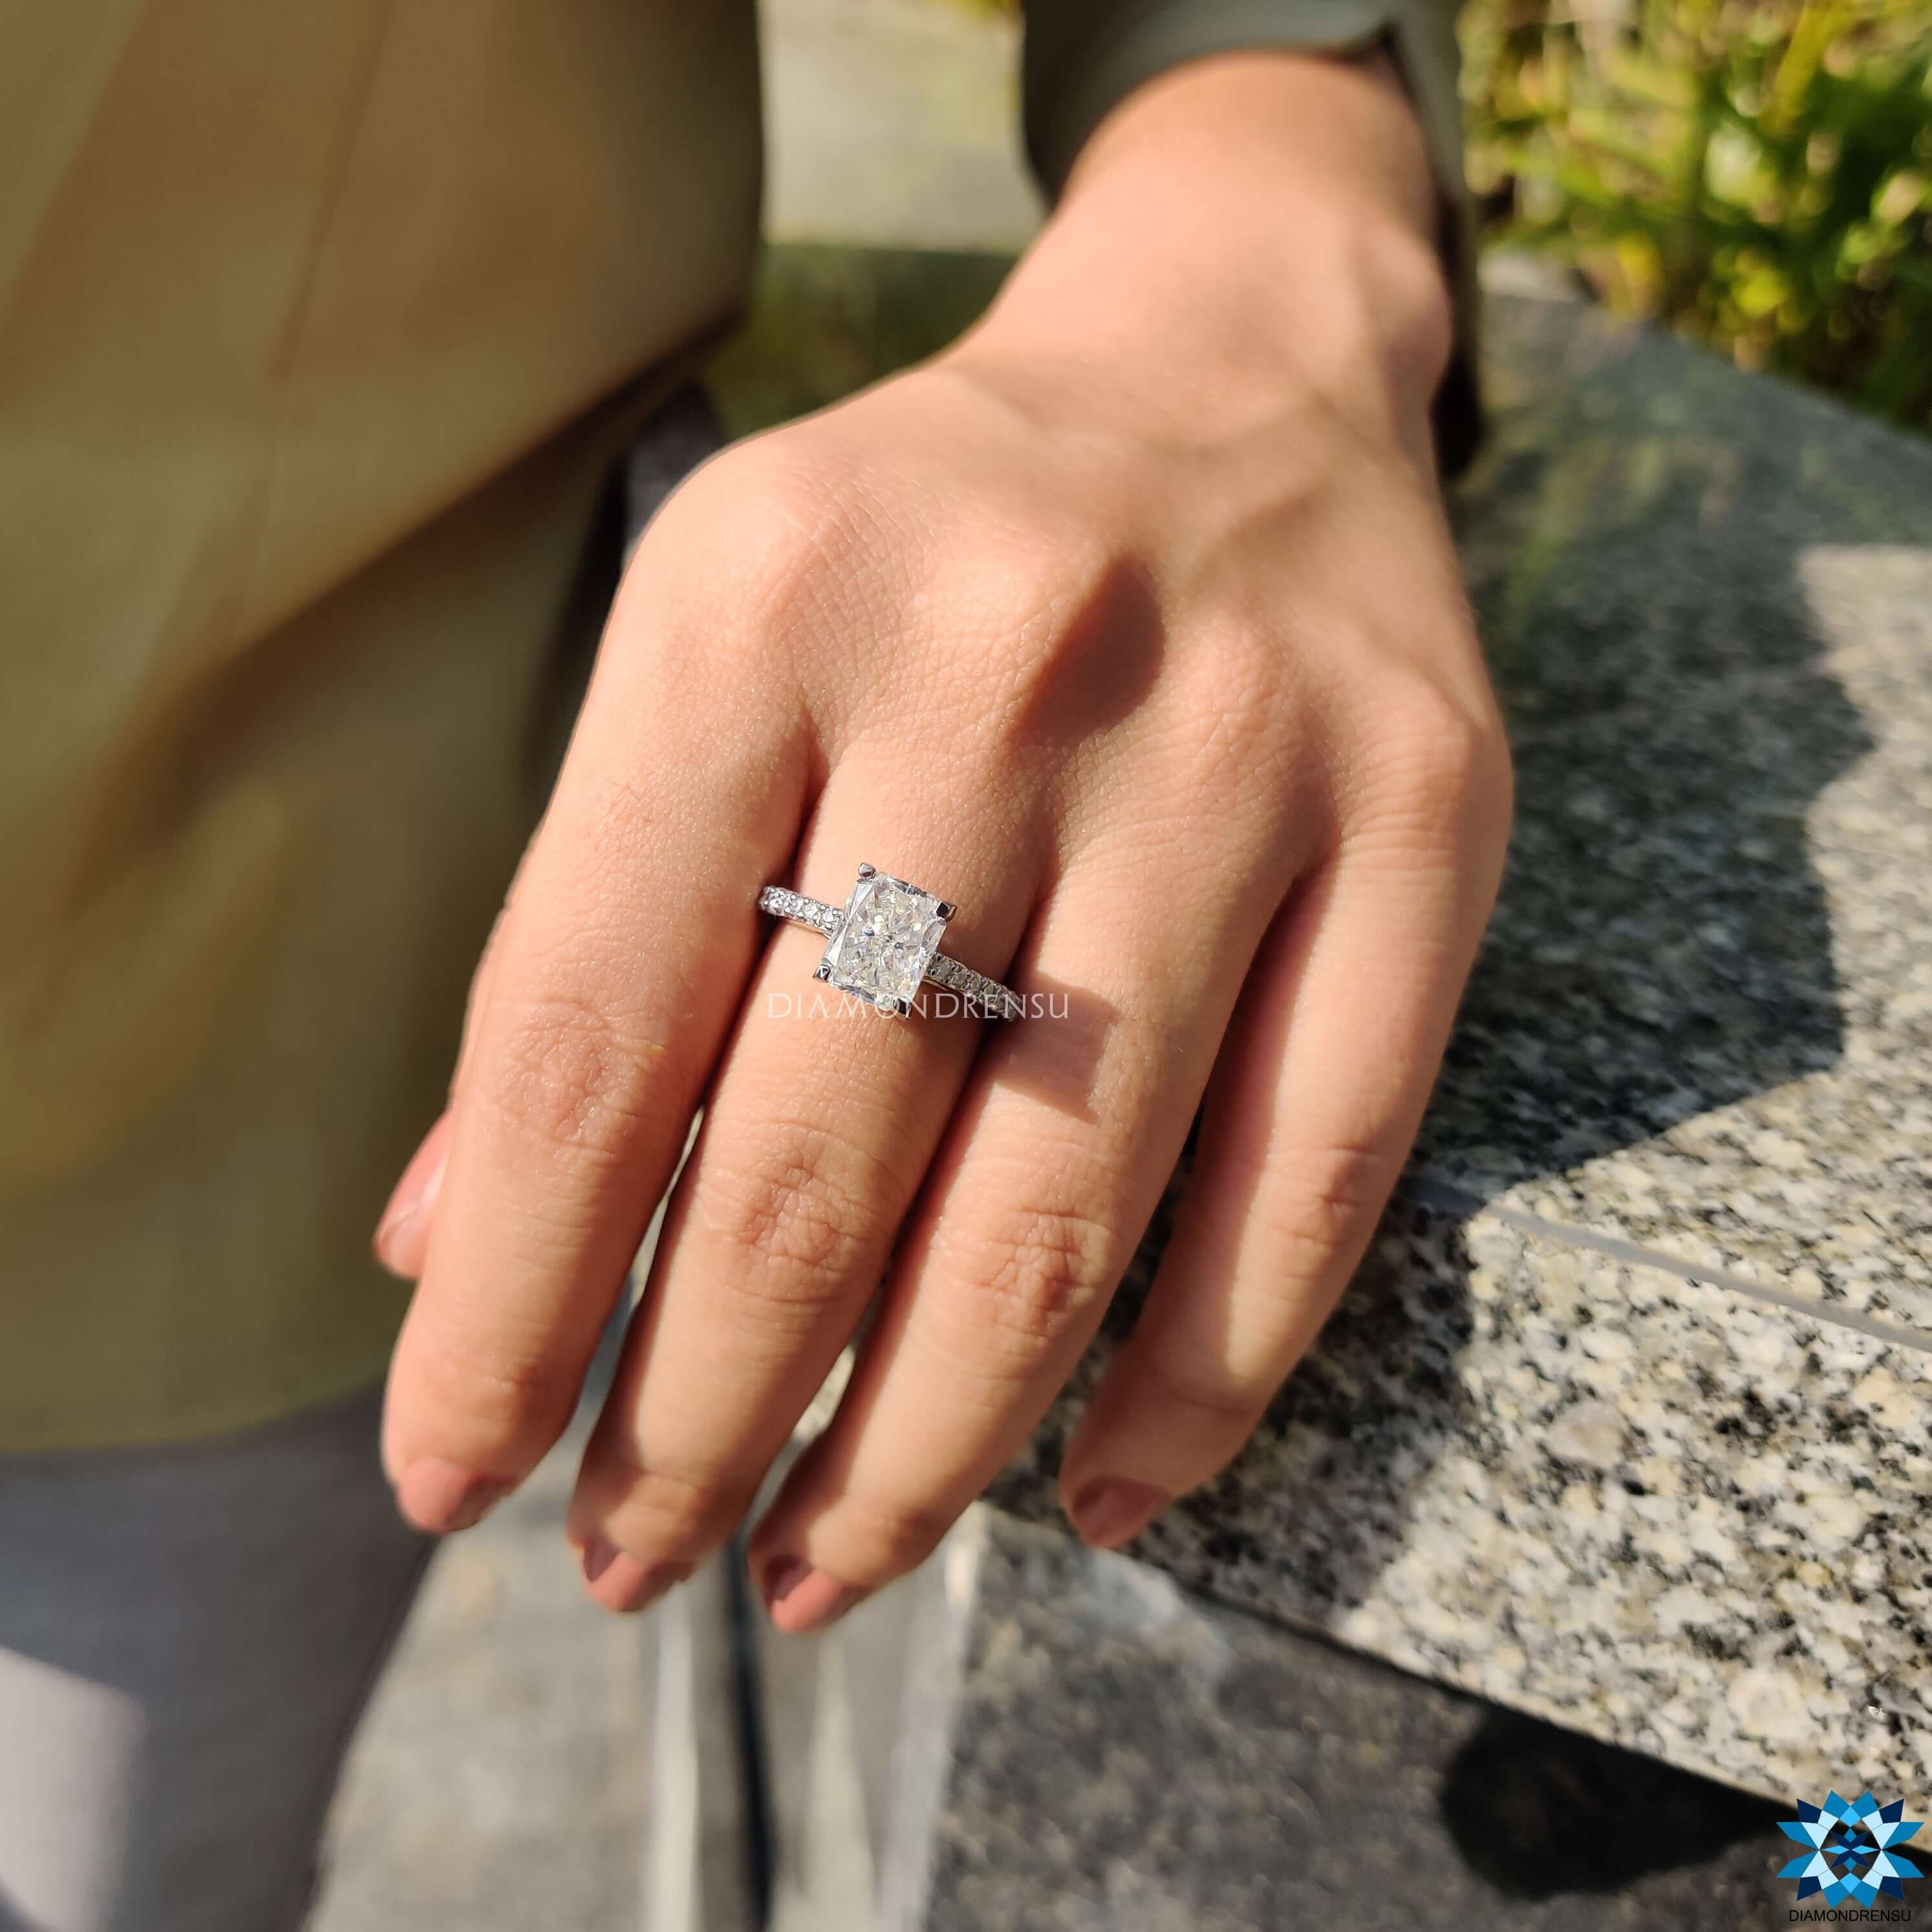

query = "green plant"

[{"left": 1463, "top": 0, "right": 1932, "bottom": 433}]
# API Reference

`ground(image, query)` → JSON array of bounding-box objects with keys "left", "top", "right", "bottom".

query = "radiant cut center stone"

[{"left": 822, "top": 870, "right": 949, "bottom": 1011}]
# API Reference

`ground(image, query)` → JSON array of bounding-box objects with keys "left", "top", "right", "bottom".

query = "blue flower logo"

[{"left": 1779, "top": 1791, "right": 1924, "bottom": 1906}]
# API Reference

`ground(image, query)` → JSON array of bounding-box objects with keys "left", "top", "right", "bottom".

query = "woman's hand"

[{"left": 375, "top": 50, "right": 1511, "bottom": 1628}]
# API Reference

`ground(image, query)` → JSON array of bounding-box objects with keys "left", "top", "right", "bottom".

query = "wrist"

[{"left": 963, "top": 51, "right": 1454, "bottom": 458}]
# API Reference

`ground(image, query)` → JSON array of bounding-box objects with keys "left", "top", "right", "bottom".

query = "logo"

[{"left": 1779, "top": 1791, "right": 1924, "bottom": 1911}]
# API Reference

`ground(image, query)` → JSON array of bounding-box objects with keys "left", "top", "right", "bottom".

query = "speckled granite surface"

[
  {"left": 999, "top": 1202, "right": 1932, "bottom": 1805},
  {"left": 989, "top": 299, "right": 1932, "bottom": 1807},
  {"left": 894, "top": 1514, "right": 1789, "bottom": 1931},
  {"left": 1423, "top": 301, "right": 1932, "bottom": 1326}
]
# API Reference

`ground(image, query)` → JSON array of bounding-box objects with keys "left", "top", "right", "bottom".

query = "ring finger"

[{"left": 564, "top": 751, "right": 1042, "bottom": 1609}]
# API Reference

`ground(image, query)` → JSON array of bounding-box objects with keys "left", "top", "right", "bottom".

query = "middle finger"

[{"left": 746, "top": 817, "right": 1291, "bottom": 1630}]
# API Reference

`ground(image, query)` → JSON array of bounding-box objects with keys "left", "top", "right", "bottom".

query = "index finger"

[{"left": 380, "top": 578, "right": 811, "bottom": 1532}]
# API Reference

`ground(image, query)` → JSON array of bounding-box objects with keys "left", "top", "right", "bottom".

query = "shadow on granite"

[
  {"left": 1437, "top": 301, "right": 1872, "bottom": 1197},
  {"left": 901, "top": 1516, "right": 1792, "bottom": 1932},
  {"left": 1424, "top": 303, "right": 1932, "bottom": 1328},
  {"left": 1439, "top": 1709, "right": 1780, "bottom": 1901}
]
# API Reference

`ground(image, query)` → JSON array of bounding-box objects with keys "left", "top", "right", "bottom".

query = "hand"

[{"left": 375, "top": 51, "right": 1511, "bottom": 1629}]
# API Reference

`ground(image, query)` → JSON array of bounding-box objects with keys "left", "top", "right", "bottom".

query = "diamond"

[{"left": 821, "top": 869, "right": 949, "bottom": 1013}]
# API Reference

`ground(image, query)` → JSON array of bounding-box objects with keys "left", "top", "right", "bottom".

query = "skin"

[{"left": 374, "top": 49, "right": 1514, "bottom": 1631}]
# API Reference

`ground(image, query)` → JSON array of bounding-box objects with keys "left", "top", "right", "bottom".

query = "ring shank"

[{"left": 757, "top": 886, "right": 1023, "bottom": 1020}]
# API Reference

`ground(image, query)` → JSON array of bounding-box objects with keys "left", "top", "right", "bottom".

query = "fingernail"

[
  {"left": 579, "top": 1540, "right": 691, "bottom": 1614},
  {"left": 1069, "top": 1477, "right": 1169, "bottom": 1549},
  {"left": 394, "top": 1457, "right": 510, "bottom": 1534},
  {"left": 374, "top": 1112, "right": 452, "bottom": 1278},
  {"left": 761, "top": 1557, "right": 858, "bottom": 1634}
]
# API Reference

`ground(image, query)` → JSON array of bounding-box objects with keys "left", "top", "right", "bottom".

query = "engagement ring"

[{"left": 758, "top": 865, "right": 1023, "bottom": 1020}]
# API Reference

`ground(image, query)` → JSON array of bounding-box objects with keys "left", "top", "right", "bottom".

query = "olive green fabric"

[
  {"left": 0, "top": 3, "right": 758, "bottom": 1451},
  {"left": 0, "top": 0, "right": 1472, "bottom": 1452}
]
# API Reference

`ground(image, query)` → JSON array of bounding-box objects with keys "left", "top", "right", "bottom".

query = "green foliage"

[{"left": 1463, "top": 0, "right": 1932, "bottom": 434}]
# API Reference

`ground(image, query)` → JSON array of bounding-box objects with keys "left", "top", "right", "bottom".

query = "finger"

[
  {"left": 371, "top": 841, "right": 533, "bottom": 1280},
  {"left": 374, "top": 1108, "right": 451, "bottom": 1279},
  {"left": 565, "top": 760, "right": 1042, "bottom": 1610},
  {"left": 380, "top": 573, "right": 813, "bottom": 1532},
  {"left": 744, "top": 841, "right": 1280, "bottom": 1632},
  {"left": 1057, "top": 754, "right": 1507, "bottom": 1543}
]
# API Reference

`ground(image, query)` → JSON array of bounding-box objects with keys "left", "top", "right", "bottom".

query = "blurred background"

[
  {"left": 307, "top": 0, "right": 1932, "bottom": 1926},
  {"left": 730, "top": 0, "right": 1932, "bottom": 439},
  {"left": 1461, "top": 0, "right": 1932, "bottom": 435},
  {"left": 716, "top": 0, "right": 1932, "bottom": 446}
]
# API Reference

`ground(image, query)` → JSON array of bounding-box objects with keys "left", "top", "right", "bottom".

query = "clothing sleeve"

[{"left": 1020, "top": 0, "right": 1481, "bottom": 473}]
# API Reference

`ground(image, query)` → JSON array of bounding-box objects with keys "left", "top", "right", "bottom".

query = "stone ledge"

[
  {"left": 888, "top": 1511, "right": 1792, "bottom": 1931},
  {"left": 996, "top": 1197, "right": 1932, "bottom": 1805},
  {"left": 992, "top": 297, "right": 1932, "bottom": 1806}
]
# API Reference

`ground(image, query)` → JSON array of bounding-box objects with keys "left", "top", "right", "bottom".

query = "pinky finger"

[{"left": 1057, "top": 836, "right": 1498, "bottom": 1549}]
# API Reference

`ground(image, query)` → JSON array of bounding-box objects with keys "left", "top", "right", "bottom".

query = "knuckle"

[
  {"left": 950, "top": 1195, "right": 1117, "bottom": 1359},
  {"left": 968, "top": 535, "right": 1144, "bottom": 732},
  {"left": 1471, "top": 711, "right": 1517, "bottom": 848},
  {"left": 481, "top": 989, "right": 663, "bottom": 1165},
  {"left": 1260, "top": 1139, "right": 1401, "bottom": 1278},
  {"left": 698, "top": 1121, "right": 892, "bottom": 1318},
  {"left": 406, "top": 1324, "right": 581, "bottom": 1457},
  {"left": 1003, "top": 527, "right": 1109, "bottom": 644},
  {"left": 656, "top": 441, "right": 868, "bottom": 660},
  {"left": 1373, "top": 679, "right": 1512, "bottom": 833},
  {"left": 594, "top": 1451, "right": 748, "bottom": 1556},
  {"left": 826, "top": 1487, "right": 958, "bottom": 1575},
  {"left": 1138, "top": 1348, "right": 1270, "bottom": 1429},
  {"left": 1183, "top": 631, "right": 1296, "bottom": 789}
]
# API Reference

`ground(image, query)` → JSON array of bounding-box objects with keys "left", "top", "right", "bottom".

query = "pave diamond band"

[
  {"left": 758, "top": 868, "right": 1023, "bottom": 1020},
  {"left": 757, "top": 886, "right": 843, "bottom": 938},
  {"left": 920, "top": 949, "right": 1025, "bottom": 1020}
]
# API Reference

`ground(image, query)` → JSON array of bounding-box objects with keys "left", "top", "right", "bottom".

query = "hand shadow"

[{"left": 1436, "top": 1705, "right": 1783, "bottom": 1902}]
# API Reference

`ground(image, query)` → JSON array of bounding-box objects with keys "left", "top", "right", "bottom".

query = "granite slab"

[
  {"left": 1420, "top": 298, "right": 1932, "bottom": 1329},
  {"left": 989, "top": 297, "right": 1932, "bottom": 1807},
  {"left": 996, "top": 1199, "right": 1932, "bottom": 1806},
  {"left": 888, "top": 1512, "right": 1792, "bottom": 1931},
  {"left": 314, "top": 1394, "right": 649, "bottom": 1931}
]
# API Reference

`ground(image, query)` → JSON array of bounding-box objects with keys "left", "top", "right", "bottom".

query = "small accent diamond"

[{"left": 758, "top": 886, "right": 842, "bottom": 936}]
